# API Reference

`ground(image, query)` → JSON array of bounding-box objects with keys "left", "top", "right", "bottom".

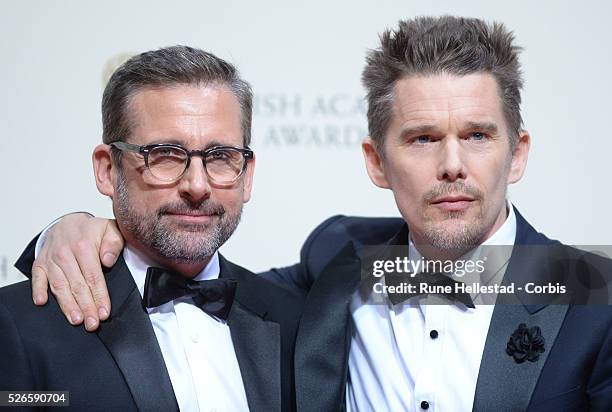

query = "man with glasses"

[{"left": 0, "top": 46, "right": 302, "bottom": 412}]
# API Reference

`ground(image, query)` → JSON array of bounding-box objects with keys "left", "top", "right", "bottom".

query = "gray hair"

[
  {"left": 362, "top": 16, "right": 524, "bottom": 152},
  {"left": 103, "top": 45, "right": 253, "bottom": 164}
]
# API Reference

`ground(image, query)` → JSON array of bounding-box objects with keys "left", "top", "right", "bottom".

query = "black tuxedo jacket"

[
  {"left": 3, "top": 248, "right": 304, "bottom": 412},
  {"left": 263, "top": 208, "right": 612, "bottom": 411}
]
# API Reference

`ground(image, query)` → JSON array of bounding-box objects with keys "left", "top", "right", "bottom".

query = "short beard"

[
  {"left": 114, "top": 171, "right": 241, "bottom": 263},
  {"left": 423, "top": 215, "right": 485, "bottom": 250},
  {"left": 421, "top": 181, "right": 488, "bottom": 250}
]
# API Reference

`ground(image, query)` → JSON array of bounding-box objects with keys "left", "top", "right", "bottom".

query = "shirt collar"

[
  {"left": 482, "top": 202, "right": 517, "bottom": 247},
  {"left": 122, "top": 245, "right": 221, "bottom": 299}
]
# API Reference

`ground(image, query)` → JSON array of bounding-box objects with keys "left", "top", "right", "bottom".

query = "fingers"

[
  {"left": 31, "top": 265, "right": 49, "bottom": 305},
  {"left": 45, "top": 258, "right": 83, "bottom": 327},
  {"left": 32, "top": 224, "right": 87, "bottom": 326},
  {"left": 75, "top": 239, "right": 111, "bottom": 324},
  {"left": 29, "top": 213, "right": 114, "bottom": 332},
  {"left": 100, "top": 220, "right": 123, "bottom": 268},
  {"left": 51, "top": 247, "right": 100, "bottom": 331}
]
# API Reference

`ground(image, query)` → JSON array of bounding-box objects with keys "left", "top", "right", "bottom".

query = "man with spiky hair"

[{"left": 13, "top": 16, "right": 612, "bottom": 411}]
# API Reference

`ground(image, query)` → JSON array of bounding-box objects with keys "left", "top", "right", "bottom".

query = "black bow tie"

[
  {"left": 385, "top": 271, "right": 475, "bottom": 308},
  {"left": 143, "top": 267, "right": 237, "bottom": 320}
]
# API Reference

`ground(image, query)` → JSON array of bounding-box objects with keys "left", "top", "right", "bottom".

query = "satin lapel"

[
  {"left": 227, "top": 301, "right": 281, "bottom": 412},
  {"left": 295, "top": 242, "right": 362, "bottom": 412},
  {"left": 472, "top": 302, "right": 568, "bottom": 411},
  {"left": 96, "top": 256, "right": 178, "bottom": 412},
  {"left": 473, "top": 216, "right": 569, "bottom": 412},
  {"left": 220, "top": 256, "right": 281, "bottom": 412}
]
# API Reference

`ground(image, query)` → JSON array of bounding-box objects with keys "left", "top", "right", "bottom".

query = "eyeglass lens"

[{"left": 147, "top": 146, "right": 246, "bottom": 183}]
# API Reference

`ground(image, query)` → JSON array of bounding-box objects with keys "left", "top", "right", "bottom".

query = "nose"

[
  {"left": 178, "top": 157, "right": 211, "bottom": 202},
  {"left": 437, "top": 137, "right": 466, "bottom": 182}
]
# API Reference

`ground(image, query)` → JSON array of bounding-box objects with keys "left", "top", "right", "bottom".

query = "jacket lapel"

[
  {"left": 472, "top": 300, "right": 568, "bottom": 411},
  {"left": 95, "top": 255, "right": 179, "bottom": 411},
  {"left": 472, "top": 209, "right": 569, "bottom": 411},
  {"left": 294, "top": 226, "right": 410, "bottom": 412},
  {"left": 220, "top": 256, "right": 282, "bottom": 412},
  {"left": 294, "top": 242, "right": 363, "bottom": 412}
]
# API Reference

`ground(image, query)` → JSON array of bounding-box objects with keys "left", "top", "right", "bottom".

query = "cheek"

[
  {"left": 383, "top": 156, "right": 430, "bottom": 203},
  {"left": 477, "top": 159, "right": 511, "bottom": 200},
  {"left": 388, "top": 171, "right": 426, "bottom": 218},
  {"left": 386, "top": 164, "right": 426, "bottom": 202},
  {"left": 124, "top": 178, "right": 174, "bottom": 212},
  {"left": 384, "top": 154, "right": 422, "bottom": 187},
  {"left": 211, "top": 187, "right": 246, "bottom": 210},
  {"left": 135, "top": 192, "right": 167, "bottom": 214}
]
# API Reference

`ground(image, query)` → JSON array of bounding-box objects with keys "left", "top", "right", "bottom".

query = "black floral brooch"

[{"left": 506, "top": 323, "right": 546, "bottom": 363}]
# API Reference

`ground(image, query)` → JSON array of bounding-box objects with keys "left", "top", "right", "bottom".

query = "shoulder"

[
  {"left": 299, "top": 215, "right": 404, "bottom": 277},
  {"left": 304, "top": 215, "right": 404, "bottom": 247},
  {"left": 0, "top": 280, "right": 39, "bottom": 320},
  {"left": 515, "top": 210, "right": 612, "bottom": 305},
  {"left": 553, "top": 304, "right": 612, "bottom": 373},
  {"left": 0, "top": 279, "right": 76, "bottom": 322},
  {"left": 0, "top": 279, "right": 77, "bottom": 344}
]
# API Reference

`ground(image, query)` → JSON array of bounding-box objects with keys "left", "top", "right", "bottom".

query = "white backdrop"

[{"left": 1, "top": 0, "right": 611, "bottom": 286}]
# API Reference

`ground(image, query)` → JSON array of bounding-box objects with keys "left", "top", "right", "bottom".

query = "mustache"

[
  {"left": 423, "top": 182, "right": 483, "bottom": 203},
  {"left": 157, "top": 200, "right": 226, "bottom": 217}
]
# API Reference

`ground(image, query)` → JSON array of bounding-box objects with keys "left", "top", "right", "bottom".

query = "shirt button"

[
  {"left": 421, "top": 400, "right": 430, "bottom": 410},
  {"left": 191, "top": 333, "right": 200, "bottom": 343},
  {"left": 430, "top": 330, "right": 439, "bottom": 339}
]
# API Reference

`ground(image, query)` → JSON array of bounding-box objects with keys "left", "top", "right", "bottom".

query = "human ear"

[
  {"left": 92, "top": 144, "right": 116, "bottom": 197},
  {"left": 362, "top": 137, "right": 391, "bottom": 189},
  {"left": 508, "top": 131, "right": 530, "bottom": 184}
]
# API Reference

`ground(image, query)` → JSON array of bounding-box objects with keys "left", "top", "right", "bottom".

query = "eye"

[
  {"left": 157, "top": 147, "right": 182, "bottom": 157},
  {"left": 207, "top": 149, "right": 242, "bottom": 165},
  {"left": 149, "top": 146, "right": 187, "bottom": 160},
  {"left": 209, "top": 150, "right": 230, "bottom": 160},
  {"left": 415, "top": 135, "right": 432, "bottom": 144},
  {"left": 468, "top": 132, "right": 486, "bottom": 141}
]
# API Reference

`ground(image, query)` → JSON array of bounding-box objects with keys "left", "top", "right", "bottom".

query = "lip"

[
  {"left": 164, "top": 213, "right": 215, "bottom": 223},
  {"left": 430, "top": 196, "right": 475, "bottom": 212}
]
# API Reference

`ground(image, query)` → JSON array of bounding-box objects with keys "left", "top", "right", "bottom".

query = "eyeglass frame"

[{"left": 109, "top": 141, "right": 254, "bottom": 184}]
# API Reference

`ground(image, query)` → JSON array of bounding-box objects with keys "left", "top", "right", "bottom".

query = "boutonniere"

[{"left": 506, "top": 323, "right": 545, "bottom": 363}]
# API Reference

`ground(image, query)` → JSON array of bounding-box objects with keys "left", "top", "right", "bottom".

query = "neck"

[{"left": 158, "top": 258, "right": 212, "bottom": 278}]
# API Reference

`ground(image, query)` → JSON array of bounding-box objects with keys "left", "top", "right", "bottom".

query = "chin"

[
  {"left": 166, "top": 221, "right": 214, "bottom": 232},
  {"left": 424, "top": 219, "right": 486, "bottom": 249}
]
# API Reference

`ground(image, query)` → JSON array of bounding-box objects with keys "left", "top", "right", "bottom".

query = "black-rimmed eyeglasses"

[{"left": 110, "top": 141, "right": 254, "bottom": 184}]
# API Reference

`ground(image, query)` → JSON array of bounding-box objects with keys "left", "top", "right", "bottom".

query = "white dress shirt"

[
  {"left": 123, "top": 247, "right": 250, "bottom": 412},
  {"left": 346, "top": 205, "right": 517, "bottom": 412}
]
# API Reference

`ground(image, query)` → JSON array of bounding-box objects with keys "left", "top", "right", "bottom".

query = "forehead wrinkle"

[
  {"left": 125, "top": 85, "right": 242, "bottom": 148},
  {"left": 399, "top": 124, "right": 443, "bottom": 138},
  {"left": 462, "top": 121, "right": 500, "bottom": 134},
  {"left": 392, "top": 73, "right": 508, "bottom": 140}
]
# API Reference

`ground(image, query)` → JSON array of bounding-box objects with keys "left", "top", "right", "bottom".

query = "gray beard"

[
  {"left": 114, "top": 172, "right": 241, "bottom": 263},
  {"left": 420, "top": 181, "right": 491, "bottom": 250},
  {"left": 423, "top": 210, "right": 486, "bottom": 250}
]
